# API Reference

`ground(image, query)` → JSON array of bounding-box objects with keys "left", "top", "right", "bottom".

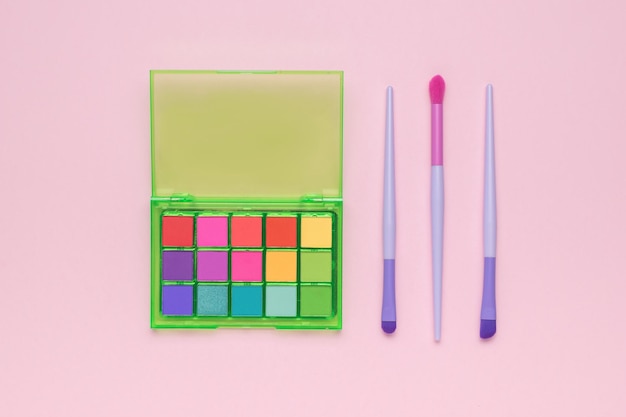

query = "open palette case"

[{"left": 150, "top": 70, "right": 343, "bottom": 329}]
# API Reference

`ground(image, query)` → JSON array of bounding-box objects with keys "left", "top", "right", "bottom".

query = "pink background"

[{"left": 2, "top": 1, "right": 625, "bottom": 416}]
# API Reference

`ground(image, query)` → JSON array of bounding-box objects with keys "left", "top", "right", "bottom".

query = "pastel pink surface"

[
  {"left": 197, "top": 216, "right": 228, "bottom": 246},
  {"left": 231, "top": 251, "right": 263, "bottom": 282},
  {"left": 2, "top": 1, "right": 626, "bottom": 417}
]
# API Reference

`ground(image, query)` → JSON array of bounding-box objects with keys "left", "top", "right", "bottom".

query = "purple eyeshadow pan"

[
  {"left": 197, "top": 251, "right": 228, "bottom": 281},
  {"left": 161, "top": 285, "right": 193, "bottom": 316},
  {"left": 162, "top": 251, "right": 194, "bottom": 281}
]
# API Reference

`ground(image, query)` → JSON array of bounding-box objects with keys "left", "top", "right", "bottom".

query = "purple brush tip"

[
  {"left": 382, "top": 320, "right": 396, "bottom": 334},
  {"left": 480, "top": 319, "right": 496, "bottom": 339}
]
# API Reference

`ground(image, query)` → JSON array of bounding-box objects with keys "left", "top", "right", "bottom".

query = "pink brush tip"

[{"left": 429, "top": 75, "right": 446, "bottom": 104}]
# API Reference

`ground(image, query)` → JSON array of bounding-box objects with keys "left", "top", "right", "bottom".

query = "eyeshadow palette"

[
  {"left": 160, "top": 212, "right": 337, "bottom": 320},
  {"left": 150, "top": 71, "right": 343, "bottom": 329}
]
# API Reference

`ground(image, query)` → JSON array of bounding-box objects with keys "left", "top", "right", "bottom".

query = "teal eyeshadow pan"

[
  {"left": 231, "top": 286, "right": 263, "bottom": 317},
  {"left": 197, "top": 285, "right": 228, "bottom": 316}
]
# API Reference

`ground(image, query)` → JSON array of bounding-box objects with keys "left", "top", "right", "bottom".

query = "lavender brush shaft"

[
  {"left": 431, "top": 166, "right": 444, "bottom": 342},
  {"left": 484, "top": 84, "right": 496, "bottom": 257},
  {"left": 431, "top": 101, "right": 444, "bottom": 342},
  {"left": 383, "top": 86, "right": 395, "bottom": 259}
]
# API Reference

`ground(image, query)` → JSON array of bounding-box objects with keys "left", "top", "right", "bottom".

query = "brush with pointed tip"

[
  {"left": 382, "top": 86, "right": 397, "bottom": 334},
  {"left": 429, "top": 75, "right": 445, "bottom": 342},
  {"left": 480, "top": 84, "right": 497, "bottom": 339}
]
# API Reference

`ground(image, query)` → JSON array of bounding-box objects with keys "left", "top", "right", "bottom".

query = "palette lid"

[{"left": 150, "top": 71, "right": 343, "bottom": 200}]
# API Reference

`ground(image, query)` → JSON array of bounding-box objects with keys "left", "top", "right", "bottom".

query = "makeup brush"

[
  {"left": 480, "top": 84, "right": 497, "bottom": 339},
  {"left": 382, "top": 86, "right": 397, "bottom": 334}
]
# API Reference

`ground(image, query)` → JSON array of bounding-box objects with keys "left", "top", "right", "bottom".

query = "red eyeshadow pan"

[
  {"left": 162, "top": 216, "right": 194, "bottom": 247},
  {"left": 231, "top": 216, "right": 262, "bottom": 247},
  {"left": 266, "top": 217, "right": 297, "bottom": 247}
]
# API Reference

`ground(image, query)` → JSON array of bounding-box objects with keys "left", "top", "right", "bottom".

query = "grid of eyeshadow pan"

[{"left": 160, "top": 212, "right": 336, "bottom": 319}]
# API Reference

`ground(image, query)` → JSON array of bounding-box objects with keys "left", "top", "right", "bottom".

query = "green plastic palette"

[{"left": 150, "top": 71, "right": 343, "bottom": 329}]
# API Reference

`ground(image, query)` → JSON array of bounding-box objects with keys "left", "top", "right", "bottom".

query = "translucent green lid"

[{"left": 150, "top": 71, "right": 343, "bottom": 200}]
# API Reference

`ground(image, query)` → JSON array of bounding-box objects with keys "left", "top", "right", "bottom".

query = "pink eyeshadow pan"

[
  {"left": 231, "top": 251, "right": 263, "bottom": 282},
  {"left": 197, "top": 216, "right": 228, "bottom": 246}
]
